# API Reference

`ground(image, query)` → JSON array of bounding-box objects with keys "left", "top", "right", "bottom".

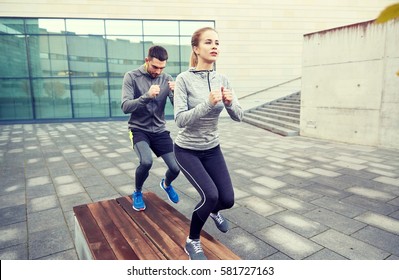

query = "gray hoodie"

[
  {"left": 174, "top": 68, "right": 243, "bottom": 150},
  {"left": 121, "top": 65, "right": 173, "bottom": 133}
]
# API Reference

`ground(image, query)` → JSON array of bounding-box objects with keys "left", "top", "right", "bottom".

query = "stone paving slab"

[
  {"left": 1, "top": 119, "right": 399, "bottom": 260},
  {"left": 311, "top": 229, "right": 390, "bottom": 260}
]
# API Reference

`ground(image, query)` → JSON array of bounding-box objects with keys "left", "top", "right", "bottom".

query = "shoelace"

[
  {"left": 190, "top": 240, "right": 204, "bottom": 254},
  {"left": 213, "top": 213, "right": 224, "bottom": 225}
]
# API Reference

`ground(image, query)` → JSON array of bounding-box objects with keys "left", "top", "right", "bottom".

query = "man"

[{"left": 121, "top": 45, "right": 180, "bottom": 211}]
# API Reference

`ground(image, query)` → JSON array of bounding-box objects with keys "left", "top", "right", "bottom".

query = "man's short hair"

[{"left": 148, "top": 46, "right": 168, "bottom": 61}]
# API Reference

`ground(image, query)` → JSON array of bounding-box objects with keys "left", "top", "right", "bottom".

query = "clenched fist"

[
  {"left": 209, "top": 89, "right": 222, "bottom": 105},
  {"left": 168, "top": 81, "right": 175, "bottom": 91},
  {"left": 221, "top": 86, "right": 233, "bottom": 106},
  {"left": 148, "top": 85, "right": 160, "bottom": 98}
]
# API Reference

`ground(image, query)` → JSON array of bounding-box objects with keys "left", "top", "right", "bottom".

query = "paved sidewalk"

[{"left": 1, "top": 118, "right": 399, "bottom": 260}]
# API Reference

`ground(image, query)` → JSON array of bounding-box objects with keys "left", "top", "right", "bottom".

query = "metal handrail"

[{"left": 238, "top": 77, "right": 301, "bottom": 100}]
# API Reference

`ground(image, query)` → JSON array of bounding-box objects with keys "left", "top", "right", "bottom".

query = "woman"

[{"left": 173, "top": 27, "right": 243, "bottom": 260}]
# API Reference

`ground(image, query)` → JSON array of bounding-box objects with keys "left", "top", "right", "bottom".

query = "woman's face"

[{"left": 194, "top": 30, "right": 219, "bottom": 64}]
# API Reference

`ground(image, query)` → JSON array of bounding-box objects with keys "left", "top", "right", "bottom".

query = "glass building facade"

[{"left": 0, "top": 18, "right": 214, "bottom": 122}]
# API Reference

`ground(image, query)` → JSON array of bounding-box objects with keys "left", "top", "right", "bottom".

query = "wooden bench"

[{"left": 73, "top": 191, "right": 240, "bottom": 260}]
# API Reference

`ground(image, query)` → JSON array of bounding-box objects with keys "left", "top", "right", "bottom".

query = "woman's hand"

[
  {"left": 209, "top": 89, "right": 222, "bottom": 105},
  {"left": 221, "top": 86, "right": 233, "bottom": 106}
]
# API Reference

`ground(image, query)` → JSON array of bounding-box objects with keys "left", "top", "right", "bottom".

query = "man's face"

[{"left": 145, "top": 57, "right": 166, "bottom": 78}]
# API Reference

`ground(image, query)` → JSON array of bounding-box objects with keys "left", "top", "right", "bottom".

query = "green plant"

[{"left": 375, "top": 3, "right": 399, "bottom": 23}]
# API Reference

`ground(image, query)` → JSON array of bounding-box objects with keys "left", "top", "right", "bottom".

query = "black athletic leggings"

[{"left": 174, "top": 144, "right": 234, "bottom": 240}]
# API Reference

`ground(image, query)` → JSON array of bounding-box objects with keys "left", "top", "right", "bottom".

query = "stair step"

[
  {"left": 272, "top": 102, "right": 300, "bottom": 108},
  {"left": 264, "top": 104, "right": 300, "bottom": 113},
  {"left": 244, "top": 112, "right": 299, "bottom": 131},
  {"left": 249, "top": 110, "right": 300, "bottom": 124},
  {"left": 243, "top": 117, "right": 299, "bottom": 136},
  {"left": 257, "top": 107, "right": 300, "bottom": 118},
  {"left": 278, "top": 100, "right": 300, "bottom": 105}
]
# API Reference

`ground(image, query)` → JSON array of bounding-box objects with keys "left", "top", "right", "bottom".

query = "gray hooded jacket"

[
  {"left": 174, "top": 68, "right": 243, "bottom": 150},
  {"left": 121, "top": 65, "right": 173, "bottom": 133}
]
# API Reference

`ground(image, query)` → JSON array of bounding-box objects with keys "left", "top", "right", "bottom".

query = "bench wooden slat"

[
  {"left": 73, "top": 204, "right": 117, "bottom": 260},
  {"left": 87, "top": 201, "right": 139, "bottom": 260},
  {"left": 74, "top": 192, "right": 240, "bottom": 260},
  {"left": 144, "top": 192, "right": 241, "bottom": 260},
  {"left": 117, "top": 196, "right": 187, "bottom": 260},
  {"left": 142, "top": 193, "right": 222, "bottom": 260},
  {"left": 99, "top": 199, "right": 166, "bottom": 260}
]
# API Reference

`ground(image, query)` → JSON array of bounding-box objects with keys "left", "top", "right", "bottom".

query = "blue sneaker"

[
  {"left": 132, "top": 191, "right": 146, "bottom": 211},
  {"left": 160, "top": 179, "right": 179, "bottom": 203}
]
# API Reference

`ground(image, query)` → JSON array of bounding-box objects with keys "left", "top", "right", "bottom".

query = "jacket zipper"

[{"left": 207, "top": 71, "right": 211, "bottom": 92}]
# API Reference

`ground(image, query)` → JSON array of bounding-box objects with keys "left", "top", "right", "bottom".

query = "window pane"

[
  {"left": 179, "top": 21, "right": 215, "bottom": 35},
  {"left": 66, "top": 19, "right": 105, "bottom": 35},
  {"left": 67, "top": 35, "right": 107, "bottom": 77},
  {"left": 0, "top": 34, "right": 29, "bottom": 78},
  {"left": 71, "top": 78, "right": 109, "bottom": 118},
  {"left": 109, "top": 78, "right": 124, "bottom": 117},
  {"left": 179, "top": 36, "right": 192, "bottom": 70},
  {"left": 32, "top": 78, "right": 72, "bottom": 119},
  {"left": 107, "top": 36, "right": 144, "bottom": 77},
  {"left": 143, "top": 36, "right": 180, "bottom": 77},
  {"left": 165, "top": 101, "right": 173, "bottom": 119},
  {"left": 0, "top": 78, "right": 33, "bottom": 120},
  {"left": 105, "top": 20, "right": 142, "bottom": 35},
  {"left": 0, "top": 18, "right": 25, "bottom": 34},
  {"left": 143, "top": 21, "right": 178, "bottom": 35},
  {"left": 28, "top": 35, "right": 69, "bottom": 77},
  {"left": 26, "top": 18, "right": 65, "bottom": 34}
]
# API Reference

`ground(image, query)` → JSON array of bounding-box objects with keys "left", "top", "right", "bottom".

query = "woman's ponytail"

[{"left": 190, "top": 51, "right": 198, "bottom": 67}]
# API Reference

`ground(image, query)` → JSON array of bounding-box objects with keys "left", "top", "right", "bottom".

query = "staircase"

[{"left": 243, "top": 91, "right": 301, "bottom": 136}]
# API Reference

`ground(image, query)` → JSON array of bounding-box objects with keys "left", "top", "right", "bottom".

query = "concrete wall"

[
  {"left": 300, "top": 19, "right": 399, "bottom": 149},
  {"left": 0, "top": 0, "right": 397, "bottom": 98}
]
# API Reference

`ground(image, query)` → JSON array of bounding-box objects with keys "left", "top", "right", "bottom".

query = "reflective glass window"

[
  {"left": 107, "top": 36, "right": 144, "bottom": 77},
  {"left": 0, "top": 34, "right": 29, "bottom": 78},
  {"left": 109, "top": 77, "right": 124, "bottom": 117},
  {"left": 25, "top": 18, "right": 66, "bottom": 34},
  {"left": 144, "top": 21, "right": 178, "bottom": 35},
  {"left": 0, "top": 18, "right": 25, "bottom": 34},
  {"left": 27, "top": 35, "right": 69, "bottom": 77},
  {"left": 66, "top": 19, "right": 105, "bottom": 35},
  {"left": 179, "top": 36, "right": 192, "bottom": 70},
  {"left": 32, "top": 78, "right": 72, "bottom": 119},
  {"left": 71, "top": 78, "right": 109, "bottom": 118},
  {"left": 0, "top": 78, "right": 33, "bottom": 120},
  {"left": 105, "top": 20, "right": 142, "bottom": 35},
  {"left": 67, "top": 35, "right": 107, "bottom": 77},
  {"left": 164, "top": 101, "right": 173, "bottom": 118}
]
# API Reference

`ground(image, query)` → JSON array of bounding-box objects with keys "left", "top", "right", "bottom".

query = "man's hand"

[
  {"left": 168, "top": 81, "right": 175, "bottom": 91},
  {"left": 148, "top": 85, "right": 160, "bottom": 98}
]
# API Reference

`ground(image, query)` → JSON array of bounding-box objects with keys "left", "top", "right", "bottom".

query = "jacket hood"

[
  {"left": 138, "top": 64, "right": 152, "bottom": 78},
  {"left": 188, "top": 67, "right": 217, "bottom": 79}
]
